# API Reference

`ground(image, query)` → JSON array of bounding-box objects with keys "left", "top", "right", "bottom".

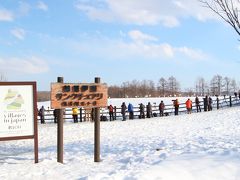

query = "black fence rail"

[{"left": 38, "top": 96, "right": 240, "bottom": 123}]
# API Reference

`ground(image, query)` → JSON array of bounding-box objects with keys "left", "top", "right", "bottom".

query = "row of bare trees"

[
  {"left": 108, "top": 76, "right": 181, "bottom": 98},
  {"left": 0, "top": 73, "right": 7, "bottom": 81},
  {"left": 195, "top": 75, "right": 238, "bottom": 96},
  {"left": 1, "top": 72, "right": 238, "bottom": 99},
  {"left": 109, "top": 75, "right": 239, "bottom": 98}
]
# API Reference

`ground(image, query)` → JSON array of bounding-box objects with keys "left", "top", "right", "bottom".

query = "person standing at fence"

[
  {"left": 208, "top": 97, "right": 213, "bottom": 111},
  {"left": 234, "top": 92, "right": 237, "bottom": 98},
  {"left": 195, "top": 96, "right": 201, "bottom": 112},
  {"left": 39, "top": 106, "right": 45, "bottom": 124},
  {"left": 146, "top": 102, "right": 152, "bottom": 118},
  {"left": 108, "top": 104, "right": 114, "bottom": 121},
  {"left": 53, "top": 109, "right": 57, "bottom": 123},
  {"left": 185, "top": 99, "right": 192, "bottom": 114},
  {"left": 128, "top": 103, "right": 134, "bottom": 120},
  {"left": 173, "top": 99, "right": 179, "bottom": 115},
  {"left": 72, "top": 107, "right": 78, "bottom": 123},
  {"left": 139, "top": 103, "right": 145, "bottom": 119},
  {"left": 47, "top": 106, "right": 50, "bottom": 114},
  {"left": 121, "top": 102, "right": 127, "bottom": 121},
  {"left": 159, "top": 101, "right": 165, "bottom": 117},
  {"left": 203, "top": 95, "right": 209, "bottom": 111}
]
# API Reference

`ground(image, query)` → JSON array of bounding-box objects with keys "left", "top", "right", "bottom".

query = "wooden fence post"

[
  {"left": 230, "top": 96, "right": 232, "bottom": 107},
  {"left": 114, "top": 106, "right": 117, "bottom": 120},
  {"left": 203, "top": 97, "right": 207, "bottom": 111},
  {"left": 94, "top": 77, "right": 101, "bottom": 162},
  {"left": 57, "top": 77, "right": 64, "bottom": 163},
  {"left": 217, "top": 97, "right": 219, "bottom": 109},
  {"left": 79, "top": 108, "right": 82, "bottom": 122}
]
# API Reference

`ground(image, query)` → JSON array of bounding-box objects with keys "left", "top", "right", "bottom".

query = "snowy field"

[
  {"left": 39, "top": 97, "right": 203, "bottom": 110},
  {"left": 1, "top": 98, "right": 240, "bottom": 180}
]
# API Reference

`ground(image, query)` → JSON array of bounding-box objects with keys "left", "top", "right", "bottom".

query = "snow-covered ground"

[
  {"left": 39, "top": 97, "right": 204, "bottom": 109},
  {"left": 1, "top": 98, "right": 240, "bottom": 180}
]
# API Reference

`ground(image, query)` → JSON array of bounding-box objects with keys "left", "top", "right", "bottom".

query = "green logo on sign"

[{"left": 4, "top": 89, "right": 24, "bottom": 110}]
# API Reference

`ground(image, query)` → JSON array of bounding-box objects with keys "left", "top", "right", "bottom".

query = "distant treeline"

[
  {"left": 38, "top": 91, "right": 50, "bottom": 102},
  {"left": 109, "top": 75, "right": 239, "bottom": 98},
  {"left": 36, "top": 74, "right": 239, "bottom": 100}
]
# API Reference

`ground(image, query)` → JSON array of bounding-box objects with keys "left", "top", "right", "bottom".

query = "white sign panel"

[{"left": 0, "top": 85, "right": 34, "bottom": 138}]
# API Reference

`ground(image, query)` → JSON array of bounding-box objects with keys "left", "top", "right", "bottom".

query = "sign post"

[
  {"left": 57, "top": 77, "right": 64, "bottom": 163},
  {"left": 94, "top": 77, "right": 101, "bottom": 162},
  {"left": 0, "top": 82, "right": 38, "bottom": 163},
  {"left": 51, "top": 77, "right": 107, "bottom": 163}
]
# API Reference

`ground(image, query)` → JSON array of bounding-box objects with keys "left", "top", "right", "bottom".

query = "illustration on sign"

[{"left": 4, "top": 89, "right": 24, "bottom": 110}]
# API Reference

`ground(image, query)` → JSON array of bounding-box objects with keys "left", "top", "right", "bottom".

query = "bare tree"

[
  {"left": 200, "top": 0, "right": 240, "bottom": 37},
  {"left": 195, "top": 77, "right": 208, "bottom": 96},
  {"left": 0, "top": 72, "right": 7, "bottom": 81},
  {"left": 185, "top": 88, "right": 195, "bottom": 97},
  {"left": 168, "top": 76, "right": 180, "bottom": 96},
  {"left": 108, "top": 85, "right": 122, "bottom": 98},
  {"left": 121, "top": 82, "right": 128, "bottom": 98},
  {"left": 230, "top": 79, "right": 237, "bottom": 93},
  {"left": 158, "top": 77, "right": 168, "bottom": 97},
  {"left": 148, "top": 80, "right": 156, "bottom": 97},
  {"left": 223, "top": 76, "right": 231, "bottom": 95},
  {"left": 139, "top": 80, "right": 156, "bottom": 97},
  {"left": 128, "top": 80, "right": 140, "bottom": 97},
  {"left": 210, "top": 74, "right": 223, "bottom": 95}
]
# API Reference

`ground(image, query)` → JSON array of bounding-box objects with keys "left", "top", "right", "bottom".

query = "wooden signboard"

[
  {"left": 0, "top": 82, "right": 38, "bottom": 163},
  {"left": 51, "top": 83, "right": 108, "bottom": 109}
]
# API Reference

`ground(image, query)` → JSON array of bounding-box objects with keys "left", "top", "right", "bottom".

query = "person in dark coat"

[
  {"left": 203, "top": 95, "right": 209, "bottom": 111},
  {"left": 146, "top": 102, "right": 152, "bottom": 118},
  {"left": 139, "top": 103, "right": 145, "bottom": 119},
  {"left": 234, "top": 92, "right": 238, "bottom": 98},
  {"left": 128, "top": 103, "right": 134, "bottom": 120},
  {"left": 121, "top": 102, "right": 127, "bottom": 121},
  {"left": 195, "top": 96, "right": 201, "bottom": 112},
  {"left": 208, "top": 96, "right": 213, "bottom": 111},
  {"left": 159, "top": 101, "right": 165, "bottom": 117},
  {"left": 39, "top": 106, "right": 45, "bottom": 124}
]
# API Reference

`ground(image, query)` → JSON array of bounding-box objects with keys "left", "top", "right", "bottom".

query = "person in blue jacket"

[{"left": 128, "top": 103, "right": 134, "bottom": 120}]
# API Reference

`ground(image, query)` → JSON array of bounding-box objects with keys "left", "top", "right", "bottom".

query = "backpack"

[
  {"left": 174, "top": 100, "right": 179, "bottom": 107},
  {"left": 160, "top": 103, "right": 164, "bottom": 109}
]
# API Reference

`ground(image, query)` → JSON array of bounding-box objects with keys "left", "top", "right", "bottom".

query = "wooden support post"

[
  {"left": 114, "top": 106, "right": 117, "bottom": 120},
  {"left": 79, "top": 108, "right": 82, "bottom": 122},
  {"left": 230, "top": 96, "right": 232, "bottom": 107},
  {"left": 33, "top": 82, "right": 39, "bottom": 163},
  {"left": 57, "top": 77, "right": 64, "bottom": 163},
  {"left": 94, "top": 77, "right": 101, "bottom": 162},
  {"left": 217, "top": 97, "right": 219, "bottom": 109}
]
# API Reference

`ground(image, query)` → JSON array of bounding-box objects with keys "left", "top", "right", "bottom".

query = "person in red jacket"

[
  {"left": 173, "top": 99, "right": 179, "bottom": 115},
  {"left": 108, "top": 104, "right": 114, "bottom": 121},
  {"left": 185, "top": 98, "right": 192, "bottom": 114},
  {"left": 159, "top": 101, "right": 165, "bottom": 117}
]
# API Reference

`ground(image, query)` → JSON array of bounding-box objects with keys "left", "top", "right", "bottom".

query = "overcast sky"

[{"left": 0, "top": 0, "right": 239, "bottom": 91}]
